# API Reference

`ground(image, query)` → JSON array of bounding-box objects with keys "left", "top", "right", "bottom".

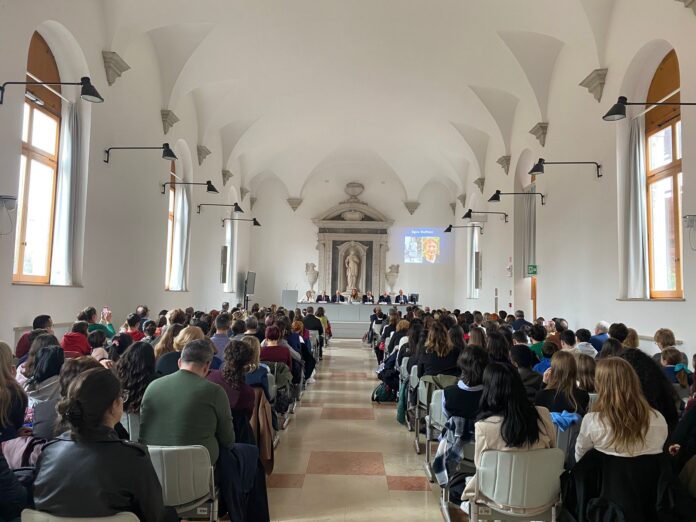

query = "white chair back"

[
  {"left": 477, "top": 448, "right": 564, "bottom": 511},
  {"left": 399, "top": 357, "right": 410, "bottom": 383},
  {"left": 556, "top": 419, "right": 582, "bottom": 469},
  {"left": 147, "top": 445, "right": 214, "bottom": 506},
  {"left": 22, "top": 510, "right": 138, "bottom": 522},
  {"left": 428, "top": 389, "right": 447, "bottom": 431},
  {"left": 267, "top": 373, "right": 277, "bottom": 400},
  {"left": 408, "top": 365, "right": 419, "bottom": 390}
]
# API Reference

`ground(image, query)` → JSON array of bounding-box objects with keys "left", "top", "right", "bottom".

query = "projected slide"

[{"left": 403, "top": 229, "right": 445, "bottom": 264}]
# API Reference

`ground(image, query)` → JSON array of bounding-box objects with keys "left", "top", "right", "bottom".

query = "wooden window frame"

[
  {"left": 164, "top": 163, "right": 176, "bottom": 290},
  {"left": 13, "top": 100, "right": 60, "bottom": 284},
  {"left": 646, "top": 116, "right": 683, "bottom": 299}
]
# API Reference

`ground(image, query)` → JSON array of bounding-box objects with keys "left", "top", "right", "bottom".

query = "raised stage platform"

[{"left": 296, "top": 302, "right": 410, "bottom": 339}]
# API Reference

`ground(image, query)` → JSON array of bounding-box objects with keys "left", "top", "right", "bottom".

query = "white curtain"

[
  {"left": 223, "top": 217, "right": 238, "bottom": 293},
  {"left": 466, "top": 225, "right": 480, "bottom": 299},
  {"left": 621, "top": 117, "right": 650, "bottom": 298},
  {"left": 168, "top": 185, "right": 190, "bottom": 291},
  {"left": 522, "top": 185, "right": 537, "bottom": 278},
  {"left": 50, "top": 101, "right": 80, "bottom": 286}
]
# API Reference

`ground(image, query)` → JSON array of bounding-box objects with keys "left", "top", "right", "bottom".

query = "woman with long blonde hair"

[
  {"left": 535, "top": 351, "right": 589, "bottom": 414},
  {"left": 0, "top": 341, "right": 28, "bottom": 442},
  {"left": 575, "top": 357, "right": 667, "bottom": 462},
  {"left": 155, "top": 326, "right": 211, "bottom": 376},
  {"left": 153, "top": 323, "right": 185, "bottom": 359}
]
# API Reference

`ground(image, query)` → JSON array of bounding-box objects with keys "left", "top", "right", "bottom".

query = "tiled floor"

[{"left": 267, "top": 339, "right": 445, "bottom": 521}]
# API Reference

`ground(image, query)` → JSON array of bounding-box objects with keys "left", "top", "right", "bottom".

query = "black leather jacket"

[{"left": 33, "top": 427, "right": 168, "bottom": 521}]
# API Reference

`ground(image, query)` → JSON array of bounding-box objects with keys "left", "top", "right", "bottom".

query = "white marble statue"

[
  {"left": 385, "top": 264, "right": 400, "bottom": 293},
  {"left": 345, "top": 249, "right": 360, "bottom": 292},
  {"left": 305, "top": 262, "right": 319, "bottom": 291}
]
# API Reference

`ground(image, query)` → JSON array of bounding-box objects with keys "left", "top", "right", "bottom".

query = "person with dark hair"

[
  {"left": 87, "top": 329, "right": 107, "bottom": 351},
  {"left": 559, "top": 329, "right": 579, "bottom": 356},
  {"left": 141, "top": 320, "right": 158, "bottom": 345},
  {"left": 608, "top": 322, "right": 629, "bottom": 343},
  {"left": 418, "top": 321, "right": 460, "bottom": 377},
  {"left": 619, "top": 348, "right": 680, "bottom": 434},
  {"left": 24, "top": 346, "right": 64, "bottom": 408},
  {"left": 141, "top": 339, "right": 270, "bottom": 521},
  {"left": 533, "top": 341, "right": 558, "bottom": 374},
  {"left": 528, "top": 324, "right": 547, "bottom": 359},
  {"left": 486, "top": 332, "right": 511, "bottom": 365},
  {"left": 60, "top": 321, "right": 92, "bottom": 356},
  {"left": 443, "top": 346, "right": 489, "bottom": 420},
  {"left": 32, "top": 356, "right": 106, "bottom": 440},
  {"left": 227, "top": 319, "right": 245, "bottom": 341},
  {"left": 575, "top": 328, "right": 597, "bottom": 358},
  {"left": 597, "top": 338, "right": 624, "bottom": 359},
  {"left": 136, "top": 305, "right": 150, "bottom": 329},
  {"left": 16, "top": 333, "right": 59, "bottom": 385},
  {"left": 211, "top": 313, "right": 232, "bottom": 358},
  {"left": 498, "top": 310, "right": 508, "bottom": 321},
  {"left": 207, "top": 340, "right": 256, "bottom": 442},
  {"left": 124, "top": 313, "right": 145, "bottom": 342},
  {"left": 0, "top": 450, "right": 28, "bottom": 521},
  {"left": 117, "top": 342, "right": 157, "bottom": 415},
  {"left": 535, "top": 351, "right": 589, "bottom": 414},
  {"left": 402, "top": 320, "right": 424, "bottom": 370},
  {"left": 260, "top": 325, "right": 292, "bottom": 369},
  {"left": 510, "top": 344, "right": 542, "bottom": 401},
  {"left": 461, "top": 363, "right": 556, "bottom": 512},
  {"left": 33, "top": 368, "right": 171, "bottom": 521},
  {"left": 78, "top": 306, "right": 116, "bottom": 339},
  {"left": 107, "top": 332, "right": 133, "bottom": 364},
  {"left": 14, "top": 315, "right": 53, "bottom": 359},
  {"left": 512, "top": 330, "right": 529, "bottom": 346}
]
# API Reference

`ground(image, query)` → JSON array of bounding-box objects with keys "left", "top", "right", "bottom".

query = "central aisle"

[{"left": 267, "top": 339, "right": 443, "bottom": 521}]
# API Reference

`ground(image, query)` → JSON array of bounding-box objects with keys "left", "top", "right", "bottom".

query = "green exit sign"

[{"left": 527, "top": 265, "right": 538, "bottom": 276}]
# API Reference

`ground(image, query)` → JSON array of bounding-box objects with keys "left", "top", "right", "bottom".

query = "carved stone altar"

[{"left": 313, "top": 183, "right": 393, "bottom": 296}]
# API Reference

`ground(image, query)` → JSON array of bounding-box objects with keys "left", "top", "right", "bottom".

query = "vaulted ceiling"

[{"left": 101, "top": 0, "right": 614, "bottom": 199}]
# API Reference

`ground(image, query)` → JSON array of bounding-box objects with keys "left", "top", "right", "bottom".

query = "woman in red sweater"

[{"left": 260, "top": 325, "right": 292, "bottom": 369}]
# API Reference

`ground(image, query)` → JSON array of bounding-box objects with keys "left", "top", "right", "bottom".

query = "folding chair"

[
  {"left": 424, "top": 388, "right": 447, "bottom": 481},
  {"left": 415, "top": 375, "right": 458, "bottom": 455},
  {"left": 406, "top": 365, "right": 419, "bottom": 432},
  {"left": 147, "top": 445, "right": 218, "bottom": 521},
  {"left": 469, "top": 448, "right": 565, "bottom": 521},
  {"left": 556, "top": 419, "right": 582, "bottom": 470}
]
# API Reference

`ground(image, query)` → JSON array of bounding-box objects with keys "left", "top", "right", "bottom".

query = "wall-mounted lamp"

[
  {"left": 603, "top": 96, "right": 696, "bottom": 121},
  {"left": 221, "top": 217, "right": 261, "bottom": 228},
  {"left": 488, "top": 190, "right": 545, "bottom": 206},
  {"left": 104, "top": 143, "right": 177, "bottom": 163},
  {"left": 529, "top": 158, "right": 602, "bottom": 178},
  {"left": 161, "top": 180, "right": 218, "bottom": 195},
  {"left": 197, "top": 203, "right": 244, "bottom": 214},
  {"left": 462, "top": 208, "right": 509, "bottom": 223},
  {"left": 444, "top": 224, "right": 484, "bottom": 234},
  {"left": 0, "top": 76, "right": 103, "bottom": 105}
]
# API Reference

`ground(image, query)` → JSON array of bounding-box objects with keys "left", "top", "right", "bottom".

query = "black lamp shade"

[
  {"left": 252, "top": 218, "right": 261, "bottom": 227},
  {"left": 603, "top": 96, "right": 628, "bottom": 121},
  {"left": 444, "top": 225, "right": 453, "bottom": 233},
  {"left": 206, "top": 180, "right": 219, "bottom": 193},
  {"left": 462, "top": 209, "right": 472, "bottom": 219},
  {"left": 80, "top": 77, "right": 103, "bottom": 103},
  {"left": 529, "top": 158, "right": 545, "bottom": 175},
  {"left": 233, "top": 202, "right": 244, "bottom": 213},
  {"left": 488, "top": 190, "right": 502, "bottom": 203},
  {"left": 162, "top": 143, "right": 178, "bottom": 161}
]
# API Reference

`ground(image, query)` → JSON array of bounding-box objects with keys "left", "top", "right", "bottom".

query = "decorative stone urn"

[
  {"left": 385, "top": 264, "right": 400, "bottom": 294},
  {"left": 305, "top": 262, "right": 319, "bottom": 292}
]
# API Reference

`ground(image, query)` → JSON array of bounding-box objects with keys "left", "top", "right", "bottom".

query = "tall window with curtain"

[
  {"left": 165, "top": 159, "right": 190, "bottom": 291},
  {"left": 165, "top": 163, "right": 176, "bottom": 289},
  {"left": 645, "top": 50, "right": 682, "bottom": 299},
  {"left": 466, "top": 225, "right": 480, "bottom": 299},
  {"left": 13, "top": 33, "right": 62, "bottom": 284}
]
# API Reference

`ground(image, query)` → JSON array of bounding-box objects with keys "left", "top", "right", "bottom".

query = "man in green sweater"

[
  {"left": 139, "top": 339, "right": 234, "bottom": 464},
  {"left": 139, "top": 339, "right": 269, "bottom": 521}
]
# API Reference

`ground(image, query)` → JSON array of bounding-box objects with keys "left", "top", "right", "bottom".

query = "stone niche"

[{"left": 313, "top": 183, "right": 393, "bottom": 296}]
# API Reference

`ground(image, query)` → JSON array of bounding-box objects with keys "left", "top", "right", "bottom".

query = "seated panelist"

[
  {"left": 300, "top": 290, "right": 315, "bottom": 303},
  {"left": 316, "top": 291, "right": 330, "bottom": 303},
  {"left": 331, "top": 291, "right": 346, "bottom": 303},
  {"left": 395, "top": 289, "right": 408, "bottom": 304},
  {"left": 362, "top": 291, "right": 375, "bottom": 304},
  {"left": 378, "top": 291, "right": 392, "bottom": 305}
]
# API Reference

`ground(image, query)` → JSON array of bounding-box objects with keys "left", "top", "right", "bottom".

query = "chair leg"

[
  {"left": 414, "top": 405, "right": 421, "bottom": 454},
  {"left": 424, "top": 418, "right": 434, "bottom": 482}
]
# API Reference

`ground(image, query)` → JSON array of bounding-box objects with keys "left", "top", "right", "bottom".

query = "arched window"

[
  {"left": 165, "top": 156, "right": 190, "bottom": 292},
  {"left": 645, "top": 50, "right": 682, "bottom": 299},
  {"left": 13, "top": 32, "right": 62, "bottom": 284},
  {"left": 165, "top": 161, "right": 176, "bottom": 289}
]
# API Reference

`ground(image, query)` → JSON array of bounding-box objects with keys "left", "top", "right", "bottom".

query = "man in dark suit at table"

[
  {"left": 362, "top": 291, "right": 375, "bottom": 304},
  {"left": 395, "top": 289, "right": 408, "bottom": 304},
  {"left": 316, "top": 290, "right": 330, "bottom": 303},
  {"left": 331, "top": 291, "right": 346, "bottom": 303},
  {"left": 378, "top": 291, "right": 391, "bottom": 305}
]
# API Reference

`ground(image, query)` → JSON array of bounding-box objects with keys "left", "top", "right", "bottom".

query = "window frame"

[
  {"left": 13, "top": 100, "right": 60, "bottom": 284},
  {"left": 164, "top": 163, "right": 176, "bottom": 290},
  {"left": 646, "top": 115, "right": 683, "bottom": 299}
]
